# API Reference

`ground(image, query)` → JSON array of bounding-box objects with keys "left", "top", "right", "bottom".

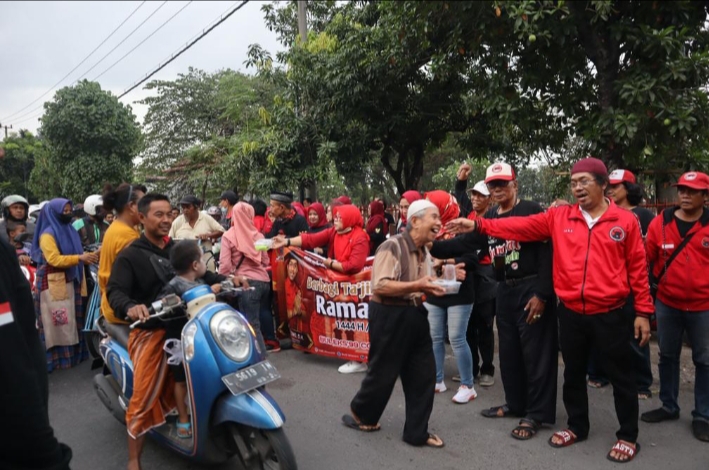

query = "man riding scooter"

[{"left": 106, "top": 194, "right": 246, "bottom": 470}]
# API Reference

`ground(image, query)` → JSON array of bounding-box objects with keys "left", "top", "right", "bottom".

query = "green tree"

[
  {"left": 32, "top": 80, "right": 142, "bottom": 201},
  {"left": 249, "top": 1, "right": 506, "bottom": 194},
  {"left": 135, "top": 69, "right": 284, "bottom": 202},
  {"left": 0, "top": 130, "right": 44, "bottom": 202},
  {"left": 395, "top": 0, "right": 709, "bottom": 173}
]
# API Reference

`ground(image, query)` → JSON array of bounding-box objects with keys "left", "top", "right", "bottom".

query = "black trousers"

[
  {"left": 496, "top": 280, "right": 558, "bottom": 424},
  {"left": 350, "top": 301, "right": 436, "bottom": 446},
  {"left": 468, "top": 298, "right": 496, "bottom": 377},
  {"left": 558, "top": 303, "right": 639, "bottom": 442}
]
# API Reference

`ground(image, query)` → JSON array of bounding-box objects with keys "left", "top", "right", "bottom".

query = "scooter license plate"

[{"left": 222, "top": 361, "right": 281, "bottom": 396}]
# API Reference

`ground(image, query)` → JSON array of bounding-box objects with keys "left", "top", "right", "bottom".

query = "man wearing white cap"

[
  {"left": 343, "top": 199, "right": 448, "bottom": 448},
  {"left": 444, "top": 162, "right": 557, "bottom": 441}
]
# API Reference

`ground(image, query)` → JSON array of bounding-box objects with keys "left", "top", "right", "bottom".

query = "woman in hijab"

[
  {"left": 219, "top": 202, "right": 271, "bottom": 352},
  {"left": 32, "top": 198, "right": 99, "bottom": 372},
  {"left": 423, "top": 190, "right": 480, "bottom": 404},
  {"left": 306, "top": 202, "right": 331, "bottom": 255},
  {"left": 365, "top": 200, "right": 388, "bottom": 255},
  {"left": 272, "top": 205, "right": 369, "bottom": 275},
  {"left": 271, "top": 204, "right": 370, "bottom": 373},
  {"left": 397, "top": 190, "right": 422, "bottom": 232}
]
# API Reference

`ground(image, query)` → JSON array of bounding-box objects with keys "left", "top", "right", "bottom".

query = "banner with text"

[{"left": 271, "top": 248, "right": 373, "bottom": 362}]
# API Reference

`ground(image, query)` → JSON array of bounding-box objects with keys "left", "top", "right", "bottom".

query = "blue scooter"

[{"left": 93, "top": 282, "right": 297, "bottom": 469}]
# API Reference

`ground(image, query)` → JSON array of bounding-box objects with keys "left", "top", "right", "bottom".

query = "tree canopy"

[
  {"left": 0, "top": 130, "right": 43, "bottom": 202},
  {"left": 31, "top": 80, "right": 142, "bottom": 201}
]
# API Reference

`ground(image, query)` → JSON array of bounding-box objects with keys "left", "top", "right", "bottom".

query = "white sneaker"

[
  {"left": 338, "top": 361, "right": 368, "bottom": 374},
  {"left": 452, "top": 385, "right": 478, "bottom": 404},
  {"left": 435, "top": 382, "right": 447, "bottom": 393}
]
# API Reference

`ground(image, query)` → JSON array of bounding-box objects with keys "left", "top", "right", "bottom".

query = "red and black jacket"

[
  {"left": 476, "top": 201, "right": 654, "bottom": 317},
  {"left": 646, "top": 207, "right": 709, "bottom": 311}
]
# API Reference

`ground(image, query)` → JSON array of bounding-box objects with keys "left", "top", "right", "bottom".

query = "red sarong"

[{"left": 125, "top": 329, "right": 176, "bottom": 439}]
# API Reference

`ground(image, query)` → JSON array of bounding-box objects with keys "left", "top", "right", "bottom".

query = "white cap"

[
  {"left": 408, "top": 199, "right": 438, "bottom": 220},
  {"left": 468, "top": 180, "right": 490, "bottom": 197},
  {"left": 484, "top": 162, "right": 516, "bottom": 183}
]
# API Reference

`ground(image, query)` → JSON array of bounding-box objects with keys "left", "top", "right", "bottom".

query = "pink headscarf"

[{"left": 222, "top": 202, "right": 262, "bottom": 263}]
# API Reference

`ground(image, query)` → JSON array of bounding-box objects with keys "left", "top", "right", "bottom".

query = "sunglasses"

[{"left": 486, "top": 180, "right": 510, "bottom": 189}]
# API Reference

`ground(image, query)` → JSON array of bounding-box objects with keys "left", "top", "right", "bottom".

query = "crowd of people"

[{"left": 1, "top": 156, "right": 708, "bottom": 469}]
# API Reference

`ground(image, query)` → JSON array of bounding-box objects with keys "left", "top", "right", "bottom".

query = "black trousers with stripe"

[{"left": 496, "top": 279, "right": 558, "bottom": 424}]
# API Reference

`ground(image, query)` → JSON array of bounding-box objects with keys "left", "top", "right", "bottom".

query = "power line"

[
  {"left": 93, "top": 1, "right": 193, "bottom": 81},
  {"left": 71, "top": 1, "right": 169, "bottom": 83},
  {"left": 0, "top": 1, "right": 147, "bottom": 122},
  {"left": 118, "top": 0, "right": 250, "bottom": 99},
  {"left": 6, "top": 0, "right": 168, "bottom": 124}
]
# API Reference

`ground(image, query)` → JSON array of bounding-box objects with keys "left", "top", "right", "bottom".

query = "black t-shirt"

[
  {"left": 266, "top": 213, "right": 310, "bottom": 238},
  {"left": 674, "top": 216, "right": 696, "bottom": 238},
  {"left": 631, "top": 206, "right": 655, "bottom": 237},
  {"left": 484, "top": 199, "right": 554, "bottom": 300}
]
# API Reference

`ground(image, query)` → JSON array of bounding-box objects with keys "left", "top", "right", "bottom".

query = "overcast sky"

[{"left": 0, "top": 1, "right": 283, "bottom": 135}]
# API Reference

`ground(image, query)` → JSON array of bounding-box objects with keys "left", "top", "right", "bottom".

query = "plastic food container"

[
  {"left": 255, "top": 239, "right": 273, "bottom": 251},
  {"left": 434, "top": 280, "right": 462, "bottom": 295}
]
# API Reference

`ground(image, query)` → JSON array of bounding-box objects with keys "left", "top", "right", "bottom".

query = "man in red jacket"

[
  {"left": 447, "top": 157, "right": 652, "bottom": 463},
  {"left": 641, "top": 171, "right": 709, "bottom": 442}
]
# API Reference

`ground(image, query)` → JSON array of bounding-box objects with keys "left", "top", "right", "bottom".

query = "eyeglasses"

[
  {"left": 486, "top": 180, "right": 510, "bottom": 190},
  {"left": 570, "top": 179, "right": 594, "bottom": 189}
]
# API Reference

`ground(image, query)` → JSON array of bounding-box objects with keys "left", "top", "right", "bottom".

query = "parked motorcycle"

[{"left": 93, "top": 281, "right": 297, "bottom": 469}]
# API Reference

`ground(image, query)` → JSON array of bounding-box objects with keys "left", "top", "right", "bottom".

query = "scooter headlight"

[
  {"left": 209, "top": 311, "right": 251, "bottom": 362},
  {"left": 182, "top": 322, "right": 198, "bottom": 362}
]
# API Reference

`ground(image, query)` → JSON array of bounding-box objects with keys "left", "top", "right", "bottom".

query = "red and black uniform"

[
  {"left": 476, "top": 201, "right": 653, "bottom": 317},
  {"left": 476, "top": 200, "right": 653, "bottom": 444},
  {"left": 646, "top": 207, "right": 709, "bottom": 312}
]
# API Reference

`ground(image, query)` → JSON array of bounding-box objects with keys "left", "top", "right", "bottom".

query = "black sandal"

[
  {"left": 481, "top": 404, "right": 524, "bottom": 418},
  {"left": 511, "top": 418, "right": 540, "bottom": 440},
  {"left": 341, "top": 414, "right": 381, "bottom": 432}
]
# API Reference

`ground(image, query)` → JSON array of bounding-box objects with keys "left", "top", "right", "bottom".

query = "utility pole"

[
  {"left": 297, "top": 1, "right": 307, "bottom": 43},
  {"left": 297, "top": 0, "right": 318, "bottom": 202},
  {"left": 0, "top": 123, "right": 12, "bottom": 138}
]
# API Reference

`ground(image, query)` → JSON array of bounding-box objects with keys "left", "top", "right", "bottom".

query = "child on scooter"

[
  {"left": 160, "top": 240, "right": 227, "bottom": 439},
  {"left": 6, "top": 221, "right": 31, "bottom": 266}
]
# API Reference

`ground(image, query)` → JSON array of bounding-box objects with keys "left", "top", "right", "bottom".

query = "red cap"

[
  {"left": 672, "top": 171, "right": 709, "bottom": 191},
  {"left": 484, "top": 162, "right": 516, "bottom": 183},
  {"left": 608, "top": 169, "right": 636, "bottom": 185},
  {"left": 571, "top": 157, "right": 608, "bottom": 178}
]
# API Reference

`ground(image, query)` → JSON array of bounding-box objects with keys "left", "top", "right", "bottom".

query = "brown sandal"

[{"left": 425, "top": 433, "right": 444, "bottom": 448}]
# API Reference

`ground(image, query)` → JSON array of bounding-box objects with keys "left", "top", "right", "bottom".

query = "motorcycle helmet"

[
  {"left": 83, "top": 194, "right": 104, "bottom": 216},
  {"left": 207, "top": 206, "right": 221, "bottom": 216},
  {"left": 1, "top": 195, "right": 29, "bottom": 220}
]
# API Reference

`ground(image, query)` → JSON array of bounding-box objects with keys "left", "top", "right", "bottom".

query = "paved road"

[{"left": 49, "top": 342, "right": 706, "bottom": 470}]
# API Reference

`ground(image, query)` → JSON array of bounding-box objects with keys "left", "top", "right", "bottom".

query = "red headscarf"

[
  {"left": 366, "top": 200, "right": 388, "bottom": 234},
  {"left": 332, "top": 205, "right": 367, "bottom": 262},
  {"left": 332, "top": 195, "right": 352, "bottom": 207},
  {"left": 307, "top": 202, "right": 328, "bottom": 229},
  {"left": 425, "top": 190, "right": 460, "bottom": 239},
  {"left": 399, "top": 190, "right": 422, "bottom": 226},
  {"left": 292, "top": 202, "right": 306, "bottom": 217},
  {"left": 222, "top": 202, "right": 262, "bottom": 263}
]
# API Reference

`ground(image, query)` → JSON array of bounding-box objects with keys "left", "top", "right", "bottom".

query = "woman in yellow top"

[
  {"left": 31, "top": 198, "right": 99, "bottom": 372},
  {"left": 98, "top": 183, "right": 146, "bottom": 324}
]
